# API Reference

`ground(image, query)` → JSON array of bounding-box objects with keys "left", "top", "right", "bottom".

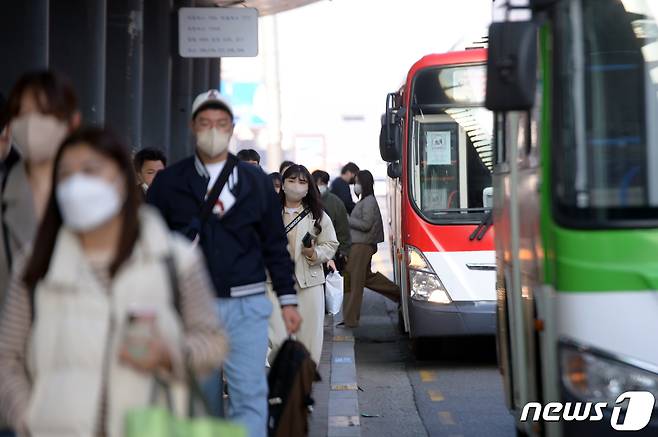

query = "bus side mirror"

[
  {"left": 485, "top": 20, "right": 538, "bottom": 111},
  {"left": 380, "top": 93, "right": 402, "bottom": 162},
  {"left": 483, "top": 186, "right": 494, "bottom": 208},
  {"left": 387, "top": 162, "right": 401, "bottom": 179}
]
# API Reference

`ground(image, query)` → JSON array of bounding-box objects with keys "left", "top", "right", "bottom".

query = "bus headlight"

[
  {"left": 560, "top": 341, "right": 658, "bottom": 404},
  {"left": 406, "top": 245, "right": 452, "bottom": 304}
]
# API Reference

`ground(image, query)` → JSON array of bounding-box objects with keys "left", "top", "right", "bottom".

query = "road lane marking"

[
  {"left": 329, "top": 416, "right": 360, "bottom": 427},
  {"left": 332, "top": 383, "right": 358, "bottom": 391},
  {"left": 419, "top": 370, "right": 437, "bottom": 382},
  {"left": 438, "top": 411, "right": 456, "bottom": 426},
  {"left": 333, "top": 335, "right": 355, "bottom": 342},
  {"left": 428, "top": 389, "right": 445, "bottom": 402}
]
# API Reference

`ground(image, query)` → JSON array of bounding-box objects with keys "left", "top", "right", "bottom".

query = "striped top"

[{"left": 0, "top": 250, "right": 227, "bottom": 435}]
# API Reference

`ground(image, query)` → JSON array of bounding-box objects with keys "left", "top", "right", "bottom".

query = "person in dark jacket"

[
  {"left": 237, "top": 148, "right": 260, "bottom": 166},
  {"left": 133, "top": 147, "right": 166, "bottom": 194},
  {"left": 269, "top": 172, "right": 282, "bottom": 194},
  {"left": 312, "top": 170, "right": 351, "bottom": 272},
  {"left": 330, "top": 162, "right": 359, "bottom": 214},
  {"left": 147, "top": 90, "right": 301, "bottom": 437}
]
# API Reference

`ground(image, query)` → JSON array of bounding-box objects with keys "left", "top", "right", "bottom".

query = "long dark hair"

[
  {"left": 23, "top": 128, "right": 141, "bottom": 289},
  {"left": 356, "top": 170, "right": 375, "bottom": 199},
  {"left": 280, "top": 164, "right": 324, "bottom": 233}
]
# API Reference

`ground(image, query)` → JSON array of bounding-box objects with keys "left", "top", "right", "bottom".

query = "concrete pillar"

[
  {"left": 0, "top": 0, "right": 49, "bottom": 93},
  {"left": 209, "top": 59, "right": 221, "bottom": 90},
  {"left": 169, "top": 0, "right": 195, "bottom": 163},
  {"left": 49, "top": 0, "right": 106, "bottom": 125},
  {"left": 193, "top": 58, "right": 210, "bottom": 95},
  {"left": 142, "top": 0, "right": 173, "bottom": 155},
  {"left": 106, "top": 0, "right": 144, "bottom": 149}
]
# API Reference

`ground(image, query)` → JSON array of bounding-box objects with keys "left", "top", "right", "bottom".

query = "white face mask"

[
  {"left": 318, "top": 185, "right": 328, "bottom": 195},
  {"left": 354, "top": 183, "right": 363, "bottom": 196},
  {"left": 56, "top": 173, "right": 123, "bottom": 232},
  {"left": 11, "top": 113, "right": 68, "bottom": 163},
  {"left": 283, "top": 182, "right": 308, "bottom": 202},
  {"left": 196, "top": 128, "right": 231, "bottom": 158}
]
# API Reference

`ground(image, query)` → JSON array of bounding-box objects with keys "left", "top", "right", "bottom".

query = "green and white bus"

[{"left": 486, "top": 0, "right": 658, "bottom": 435}]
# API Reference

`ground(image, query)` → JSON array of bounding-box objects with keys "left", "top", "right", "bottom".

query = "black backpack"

[{"left": 267, "top": 339, "right": 320, "bottom": 437}]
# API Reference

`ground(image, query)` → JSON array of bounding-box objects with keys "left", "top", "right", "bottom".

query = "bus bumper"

[{"left": 408, "top": 299, "right": 496, "bottom": 338}]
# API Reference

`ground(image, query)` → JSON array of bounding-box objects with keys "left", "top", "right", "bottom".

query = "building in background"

[{"left": 222, "top": 0, "right": 493, "bottom": 176}]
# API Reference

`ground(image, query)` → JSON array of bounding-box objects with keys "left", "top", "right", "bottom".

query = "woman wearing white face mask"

[
  {"left": 342, "top": 170, "right": 400, "bottom": 328},
  {"left": 0, "top": 72, "right": 81, "bottom": 325},
  {"left": 268, "top": 165, "right": 338, "bottom": 364},
  {"left": 0, "top": 128, "right": 227, "bottom": 437}
]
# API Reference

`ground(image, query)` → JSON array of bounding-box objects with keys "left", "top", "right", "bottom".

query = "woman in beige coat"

[
  {"left": 0, "top": 128, "right": 227, "bottom": 437},
  {"left": 269, "top": 165, "right": 338, "bottom": 364}
]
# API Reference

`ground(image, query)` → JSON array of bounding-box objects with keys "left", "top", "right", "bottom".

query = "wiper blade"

[{"left": 469, "top": 210, "right": 493, "bottom": 241}]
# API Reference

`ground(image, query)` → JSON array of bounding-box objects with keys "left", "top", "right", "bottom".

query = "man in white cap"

[{"left": 147, "top": 90, "right": 301, "bottom": 437}]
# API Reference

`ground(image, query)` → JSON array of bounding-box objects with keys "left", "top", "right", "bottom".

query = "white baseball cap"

[{"left": 191, "top": 89, "right": 233, "bottom": 120}]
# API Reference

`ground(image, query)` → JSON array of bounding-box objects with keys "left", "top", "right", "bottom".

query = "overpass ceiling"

[{"left": 199, "top": 0, "right": 323, "bottom": 16}]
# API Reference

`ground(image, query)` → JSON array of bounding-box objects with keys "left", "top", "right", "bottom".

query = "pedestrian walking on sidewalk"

[
  {"left": 147, "top": 90, "right": 301, "bottom": 437},
  {"left": 312, "top": 170, "right": 351, "bottom": 273},
  {"left": 133, "top": 147, "right": 166, "bottom": 195},
  {"left": 0, "top": 128, "right": 227, "bottom": 437},
  {"left": 269, "top": 165, "right": 338, "bottom": 364},
  {"left": 342, "top": 170, "right": 400, "bottom": 328},
  {"left": 237, "top": 148, "right": 260, "bottom": 166},
  {"left": 330, "top": 162, "right": 359, "bottom": 214},
  {"left": 0, "top": 72, "right": 81, "bottom": 309},
  {"left": 269, "top": 172, "right": 282, "bottom": 194}
]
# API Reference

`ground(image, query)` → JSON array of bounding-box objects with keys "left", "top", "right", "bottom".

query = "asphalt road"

[{"left": 353, "top": 287, "right": 515, "bottom": 437}]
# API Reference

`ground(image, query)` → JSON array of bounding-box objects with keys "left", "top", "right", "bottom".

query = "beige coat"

[
  {"left": 288, "top": 211, "right": 338, "bottom": 289},
  {"left": 25, "top": 208, "right": 206, "bottom": 437},
  {"left": 269, "top": 211, "right": 338, "bottom": 363}
]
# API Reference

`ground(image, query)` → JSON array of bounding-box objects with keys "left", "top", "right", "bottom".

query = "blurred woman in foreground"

[{"left": 0, "top": 128, "right": 227, "bottom": 437}]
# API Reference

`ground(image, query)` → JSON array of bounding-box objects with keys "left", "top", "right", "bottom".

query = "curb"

[{"left": 327, "top": 314, "right": 361, "bottom": 437}]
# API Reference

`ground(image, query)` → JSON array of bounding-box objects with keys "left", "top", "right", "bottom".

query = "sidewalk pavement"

[{"left": 309, "top": 313, "right": 362, "bottom": 437}]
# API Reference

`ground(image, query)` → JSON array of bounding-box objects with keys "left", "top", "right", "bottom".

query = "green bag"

[
  {"left": 125, "top": 373, "right": 247, "bottom": 437},
  {"left": 125, "top": 406, "right": 247, "bottom": 437}
]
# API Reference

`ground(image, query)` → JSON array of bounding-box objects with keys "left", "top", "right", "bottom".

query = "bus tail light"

[{"left": 406, "top": 245, "right": 452, "bottom": 304}]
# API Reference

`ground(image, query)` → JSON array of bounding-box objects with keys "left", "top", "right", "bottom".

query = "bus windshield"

[
  {"left": 409, "top": 64, "right": 493, "bottom": 224},
  {"left": 555, "top": 0, "right": 658, "bottom": 226}
]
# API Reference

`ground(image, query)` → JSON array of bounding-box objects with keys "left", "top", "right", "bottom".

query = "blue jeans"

[{"left": 202, "top": 294, "right": 273, "bottom": 437}]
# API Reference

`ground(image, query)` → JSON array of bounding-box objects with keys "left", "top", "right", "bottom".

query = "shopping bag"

[
  {"left": 325, "top": 271, "right": 344, "bottom": 315},
  {"left": 126, "top": 408, "right": 247, "bottom": 437},
  {"left": 125, "top": 371, "right": 247, "bottom": 437}
]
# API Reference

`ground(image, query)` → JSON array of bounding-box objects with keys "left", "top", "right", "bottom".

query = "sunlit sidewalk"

[{"left": 309, "top": 312, "right": 362, "bottom": 437}]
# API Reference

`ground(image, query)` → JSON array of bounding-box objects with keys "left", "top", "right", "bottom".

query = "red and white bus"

[{"left": 379, "top": 48, "right": 496, "bottom": 351}]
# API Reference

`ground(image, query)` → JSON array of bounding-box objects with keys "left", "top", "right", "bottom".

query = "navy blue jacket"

[
  {"left": 147, "top": 154, "right": 297, "bottom": 305},
  {"left": 330, "top": 177, "right": 355, "bottom": 214}
]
